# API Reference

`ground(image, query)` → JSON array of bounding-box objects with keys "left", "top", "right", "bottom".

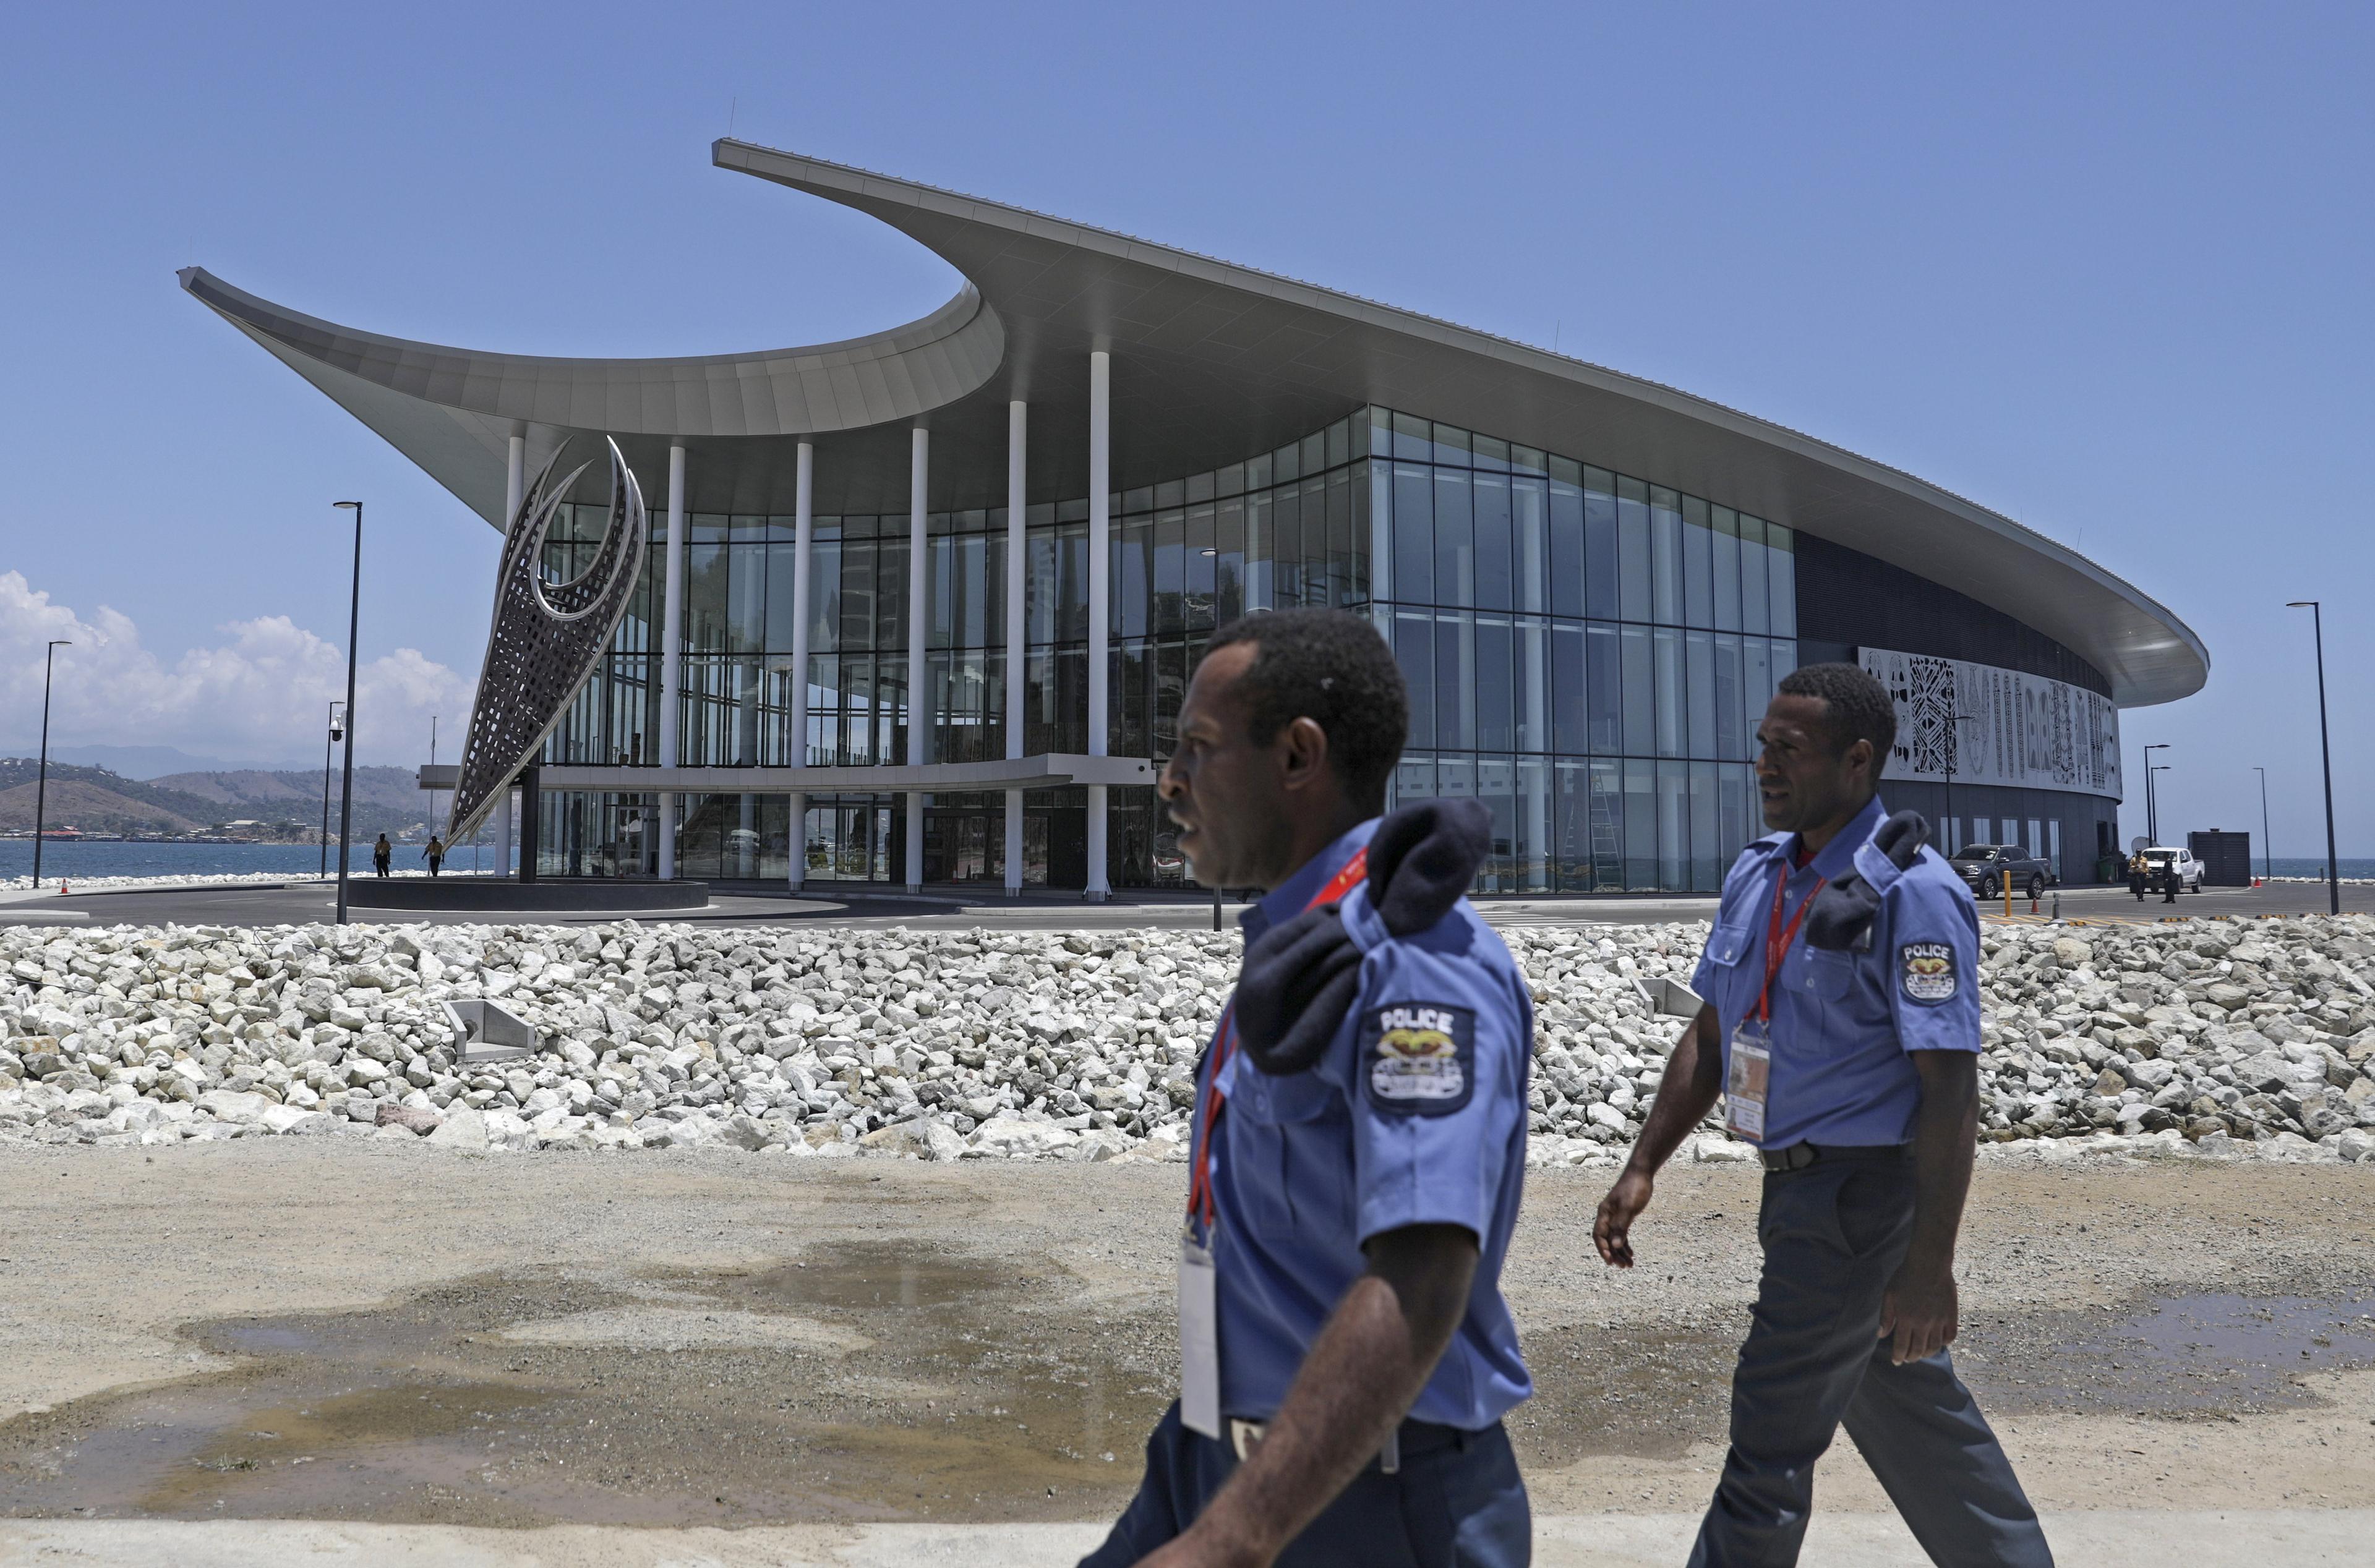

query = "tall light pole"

[
  {"left": 30, "top": 639, "right": 71, "bottom": 888},
  {"left": 319, "top": 701, "right": 344, "bottom": 878},
  {"left": 2142, "top": 743, "right": 2172, "bottom": 845},
  {"left": 2287, "top": 600, "right": 2340, "bottom": 916},
  {"left": 331, "top": 501, "right": 364, "bottom": 925},
  {"left": 2252, "top": 765, "right": 2272, "bottom": 885}
]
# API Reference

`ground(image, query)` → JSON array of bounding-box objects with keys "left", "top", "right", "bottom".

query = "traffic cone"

[{"left": 59, "top": 882, "right": 68, "bottom": 895}]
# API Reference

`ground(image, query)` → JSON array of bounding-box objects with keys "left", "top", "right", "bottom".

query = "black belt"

[
  {"left": 1760, "top": 1141, "right": 1913, "bottom": 1173},
  {"left": 1225, "top": 1414, "right": 1483, "bottom": 1472}
]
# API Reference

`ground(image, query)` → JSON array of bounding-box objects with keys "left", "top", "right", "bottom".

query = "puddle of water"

[
  {"left": 1510, "top": 1290, "right": 2375, "bottom": 1471},
  {"left": 1956, "top": 1292, "right": 2375, "bottom": 1417},
  {"left": 8, "top": 1256, "right": 2370, "bottom": 1528},
  {"left": 0, "top": 1243, "right": 1166, "bottom": 1527}
]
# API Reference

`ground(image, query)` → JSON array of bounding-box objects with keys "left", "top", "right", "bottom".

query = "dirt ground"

[{"left": 1, "top": 1141, "right": 2371, "bottom": 1535}]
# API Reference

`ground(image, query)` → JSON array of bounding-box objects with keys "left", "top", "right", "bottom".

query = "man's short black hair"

[
  {"left": 1204, "top": 608, "right": 1408, "bottom": 812},
  {"left": 1778, "top": 662, "right": 1897, "bottom": 775}
]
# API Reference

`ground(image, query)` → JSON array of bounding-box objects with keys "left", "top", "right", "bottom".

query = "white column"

[
  {"left": 505, "top": 432, "right": 528, "bottom": 522},
  {"left": 787, "top": 440, "right": 813, "bottom": 892},
  {"left": 494, "top": 433, "right": 526, "bottom": 878},
  {"left": 1086, "top": 352, "right": 1111, "bottom": 900},
  {"left": 1005, "top": 401, "right": 1027, "bottom": 897},
  {"left": 658, "top": 441, "right": 686, "bottom": 880},
  {"left": 905, "top": 427, "right": 929, "bottom": 893}
]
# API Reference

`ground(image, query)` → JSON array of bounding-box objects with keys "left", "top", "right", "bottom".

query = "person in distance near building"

[
  {"left": 1593, "top": 662, "right": 2055, "bottom": 1567},
  {"left": 1081, "top": 607, "right": 1536, "bottom": 1568}
]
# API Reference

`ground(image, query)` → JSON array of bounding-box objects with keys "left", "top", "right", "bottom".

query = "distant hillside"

[
  {"left": 0, "top": 777, "right": 207, "bottom": 835},
  {"left": 0, "top": 744, "right": 315, "bottom": 780},
  {"left": 153, "top": 765, "right": 420, "bottom": 815},
  {"left": 0, "top": 759, "right": 434, "bottom": 840}
]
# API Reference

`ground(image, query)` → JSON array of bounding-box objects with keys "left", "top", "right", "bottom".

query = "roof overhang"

[{"left": 180, "top": 144, "right": 2207, "bottom": 707}]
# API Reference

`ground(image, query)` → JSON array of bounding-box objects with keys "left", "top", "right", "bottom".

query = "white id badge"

[
  {"left": 1178, "top": 1232, "right": 1222, "bottom": 1439},
  {"left": 1725, "top": 1019, "right": 1771, "bottom": 1143}
]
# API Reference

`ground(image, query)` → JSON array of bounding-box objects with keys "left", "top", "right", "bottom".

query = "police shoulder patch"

[
  {"left": 1899, "top": 941, "right": 1958, "bottom": 1004},
  {"left": 1361, "top": 1001, "right": 1477, "bottom": 1117}
]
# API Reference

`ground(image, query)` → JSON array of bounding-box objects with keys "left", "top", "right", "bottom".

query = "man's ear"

[
  {"left": 1846, "top": 738, "right": 1875, "bottom": 789},
  {"left": 1277, "top": 715, "right": 1331, "bottom": 794}
]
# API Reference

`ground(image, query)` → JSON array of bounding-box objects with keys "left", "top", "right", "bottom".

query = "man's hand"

[
  {"left": 1593, "top": 1003, "right": 1722, "bottom": 1272},
  {"left": 1593, "top": 1168, "right": 1654, "bottom": 1268},
  {"left": 1878, "top": 1260, "right": 1958, "bottom": 1364},
  {"left": 1889, "top": 1050, "right": 1979, "bottom": 1366}
]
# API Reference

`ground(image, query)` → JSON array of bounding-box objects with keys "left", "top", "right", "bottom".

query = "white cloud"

[{"left": 0, "top": 571, "right": 475, "bottom": 765}]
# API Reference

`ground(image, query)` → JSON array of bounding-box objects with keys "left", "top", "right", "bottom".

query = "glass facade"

[
  {"left": 530, "top": 406, "right": 1812, "bottom": 891},
  {"left": 1361, "top": 409, "right": 1797, "bottom": 892}
]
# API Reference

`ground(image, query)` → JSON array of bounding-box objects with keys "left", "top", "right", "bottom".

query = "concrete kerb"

[{"left": 1, "top": 1510, "right": 2368, "bottom": 1566}]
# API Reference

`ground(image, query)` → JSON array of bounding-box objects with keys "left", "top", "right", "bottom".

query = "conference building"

[{"left": 181, "top": 140, "right": 2207, "bottom": 896}]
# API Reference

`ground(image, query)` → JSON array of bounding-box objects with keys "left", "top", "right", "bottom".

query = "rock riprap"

[{"left": 3, "top": 917, "right": 2373, "bottom": 1163}]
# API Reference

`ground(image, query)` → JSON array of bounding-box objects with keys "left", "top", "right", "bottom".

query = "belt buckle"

[{"left": 1763, "top": 1143, "right": 1817, "bottom": 1172}]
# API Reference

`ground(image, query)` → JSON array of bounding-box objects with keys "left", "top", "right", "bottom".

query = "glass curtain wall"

[
  {"left": 529, "top": 406, "right": 1799, "bottom": 892},
  {"left": 1362, "top": 407, "right": 1799, "bottom": 892}
]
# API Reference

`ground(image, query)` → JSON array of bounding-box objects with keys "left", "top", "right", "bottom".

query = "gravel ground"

[{"left": 0, "top": 1140, "right": 2369, "bottom": 1533}]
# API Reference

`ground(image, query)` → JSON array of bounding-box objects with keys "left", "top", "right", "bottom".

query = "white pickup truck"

[{"left": 2138, "top": 845, "right": 2205, "bottom": 893}]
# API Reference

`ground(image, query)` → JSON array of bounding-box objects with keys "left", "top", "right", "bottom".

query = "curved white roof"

[{"left": 182, "top": 141, "right": 2207, "bottom": 705}]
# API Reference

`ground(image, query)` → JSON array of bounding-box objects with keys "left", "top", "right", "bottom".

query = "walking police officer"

[
  {"left": 1594, "top": 662, "right": 2054, "bottom": 1567},
  {"left": 1083, "top": 608, "right": 1536, "bottom": 1568}
]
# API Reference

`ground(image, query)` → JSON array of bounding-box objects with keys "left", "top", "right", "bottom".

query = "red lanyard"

[
  {"left": 1188, "top": 845, "right": 1370, "bottom": 1233},
  {"left": 1755, "top": 858, "right": 1826, "bottom": 1023}
]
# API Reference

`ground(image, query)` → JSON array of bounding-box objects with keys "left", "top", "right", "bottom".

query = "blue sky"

[{"left": 1, "top": 1, "right": 2366, "bottom": 853}]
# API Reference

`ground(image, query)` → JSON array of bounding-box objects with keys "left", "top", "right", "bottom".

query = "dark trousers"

[
  {"left": 1081, "top": 1402, "right": 1530, "bottom": 1568},
  {"left": 1690, "top": 1155, "right": 2053, "bottom": 1567}
]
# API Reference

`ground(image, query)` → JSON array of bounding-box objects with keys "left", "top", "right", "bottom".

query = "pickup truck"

[
  {"left": 2138, "top": 845, "right": 2205, "bottom": 894},
  {"left": 1946, "top": 843, "right": 2057, "bottom": 900}
]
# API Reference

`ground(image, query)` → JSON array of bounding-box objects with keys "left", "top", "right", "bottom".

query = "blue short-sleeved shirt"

[
  {"left": 1201, "top": 819, "right": 1534, "bottom": 1430},
  {"left": 1688, "top": 795, "right": 1982, "bottom": 1150}
]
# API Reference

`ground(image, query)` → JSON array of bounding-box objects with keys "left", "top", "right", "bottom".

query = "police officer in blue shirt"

[
  {"left": 1082, "top": 608, "right": 1536, "bottom": 1568},
  {"left": 1594, "top": 663, "right": 2054, "bottom": 1567}
]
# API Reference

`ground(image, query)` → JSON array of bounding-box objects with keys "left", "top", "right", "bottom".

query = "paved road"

[{"left": 3, "top": 875, "right": 2363, "bottom": 933}]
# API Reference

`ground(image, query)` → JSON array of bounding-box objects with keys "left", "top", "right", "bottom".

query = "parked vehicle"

[
  {"left": 2139, "top": 845, "right": 2204, "bottom": 894},
  {"left": 1946, "top": 843, "right": 2058, "bottom": 900}
]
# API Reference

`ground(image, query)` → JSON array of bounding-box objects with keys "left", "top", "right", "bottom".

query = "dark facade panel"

[{"left": 1794, "top": 535, "right": 2112, "bottom": 698}]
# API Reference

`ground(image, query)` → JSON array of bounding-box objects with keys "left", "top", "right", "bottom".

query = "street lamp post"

[
  {"left": 2142, "top": 744, "right": 2172, "bottom": 846},
  {"left": 331, "top": 501, "right": 364, "bottom": 925},
  {"left": 2286, "top": 600, "right": 2341, "bottom": 916},
  {"left": 2253, "top": 765, "right": 2272, "bottom": 885},
  {"left": 319, "top": 702, "right": 344, "bottom": 879},
  {"left": 30, "top": 639, "right": 71, "bottom": 888}
]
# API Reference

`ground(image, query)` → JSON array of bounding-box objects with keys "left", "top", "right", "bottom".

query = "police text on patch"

[
  {"left": 1363, "top": 1002, "right": 1476, "bottom": 1117},
  {"left": 1898, "top": 941, "right": 1958, "bottom": 1004}
]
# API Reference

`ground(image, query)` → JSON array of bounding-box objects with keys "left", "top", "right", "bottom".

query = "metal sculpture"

[{"left": 446, "top": 437, "right": 649, "bottom": 847}]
